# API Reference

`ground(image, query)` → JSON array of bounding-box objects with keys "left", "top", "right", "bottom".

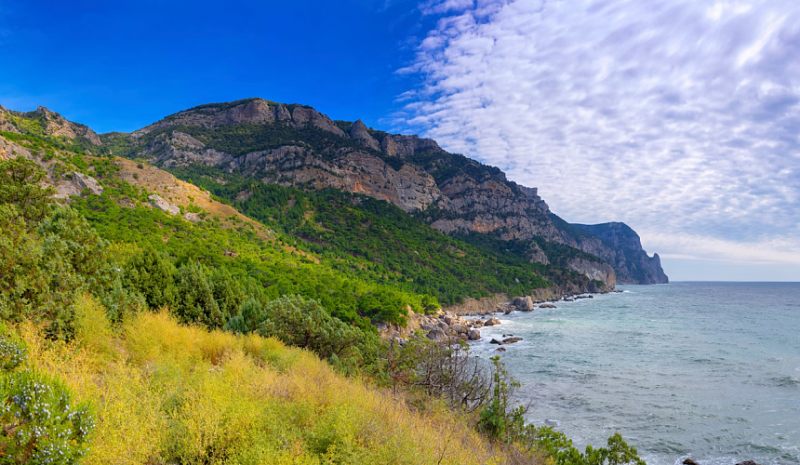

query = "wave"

[{"left": 768, "top": 375, "right": 800, "bottom": 388}]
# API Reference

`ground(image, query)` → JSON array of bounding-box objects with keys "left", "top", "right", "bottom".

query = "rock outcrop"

[
  {"left": 565, "top": 258, "right": 616, "bottom": 288},
  {"left": 105, "top": 97, "right": 667, "bottom": 284},
  {"left": 349, "top": 120, "right": 380, "bottom": 151},
  {"left": 32, "top": 107, "right": 102, "bottom": 145},
  {"left": 572, "top": 222, "right": 668, "bottom": 284},
  {"left": 133, "top": 98, "right": 346, "bottom": 138}
]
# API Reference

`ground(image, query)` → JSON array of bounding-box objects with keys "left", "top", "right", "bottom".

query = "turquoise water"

[{"left": 471, "top": 283, "right": 800, "bottom": 465}]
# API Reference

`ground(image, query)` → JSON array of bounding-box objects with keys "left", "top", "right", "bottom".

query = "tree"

[
  {"left": 174, "top": 262, "right": 223, "bottom": 328},
  {"left": 0, "top": 156, "right": 56, "bottom": 229},
  {"left": 123, "top": 246, "right": 177, "bottom": 310},
  {"left": 210, "top": 268, "right": 245, "bottom": 324}
]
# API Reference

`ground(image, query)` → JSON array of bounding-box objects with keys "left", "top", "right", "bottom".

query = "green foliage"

[
  {"left": 228, "top": 295, "right": 379, "bottom": 369},
  {"left": 38, "top": 206, "right": 116, "bottom": 296},
  {"left": 477, "top": 356, "right": 525, "bottom": 443},
  {"left": 531, "top": 429, "right": 646, "bottom": 465},
  {"left": 0, "top": 322, "right": 27, "bottom": 371},
  {"left": 168, "top": 167, "right": 558, "bottom": 306},
  {"left": 209, "top": 267, "right": 246, "bottom": 323},
  {"left": 356, "top": 289, "right": 408, "bottom": 325},
  {"left": 173, "top": 261, "right": 224, "bottom": 328},
  {"left": 0, "top": 156, "right": 56, "bottom": 229},
  {"left": 0, "top": 324, "right": 93, "bottom": 464},
  {"left": 122, "top": 246, "right": 178, "bottom": 310}
]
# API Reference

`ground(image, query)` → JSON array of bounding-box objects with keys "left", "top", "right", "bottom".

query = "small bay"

[{"left": 471, "top": 282, "right": 800, "bottom": 465}]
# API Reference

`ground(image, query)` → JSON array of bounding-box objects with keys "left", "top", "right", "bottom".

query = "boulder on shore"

[
  {"left": 451, "top": 323, "right": 468, "bottom": 335},
  {"left": 512, "top": 296, "right": 535, "bottom": 311},
  {"left": 468, "top": 329, "right": 481, "bottom": 341},
  {"left": 426, "top": 329, "right": 446, "bottom": 342},
  {"left": 484, "top": 318, "right": 501, "bottom": 326}
]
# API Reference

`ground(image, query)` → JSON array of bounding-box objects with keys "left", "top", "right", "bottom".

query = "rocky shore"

[{"left": 377, "top": 290, "right": 617, "bottom": 345}]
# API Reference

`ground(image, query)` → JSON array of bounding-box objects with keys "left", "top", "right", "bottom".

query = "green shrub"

[
  {"left": 0, "top": 323, "right": 94, "bottom": 464},
  {"left": 0, "top": 156, "right": 56, "bottom": 229}
]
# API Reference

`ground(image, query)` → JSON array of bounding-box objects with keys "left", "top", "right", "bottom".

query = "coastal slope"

[{"left": 102, "top": 98, "right": 666, "bottom": 284}]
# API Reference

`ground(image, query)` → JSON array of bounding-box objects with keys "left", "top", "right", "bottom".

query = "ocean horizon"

[{"left": 472, "top": 282, "right": 800, "bottom": 465}]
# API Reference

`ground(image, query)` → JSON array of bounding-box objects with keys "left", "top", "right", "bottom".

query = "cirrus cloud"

[{"left": 396, "top": 0, "right": 800, "bottom": 271}]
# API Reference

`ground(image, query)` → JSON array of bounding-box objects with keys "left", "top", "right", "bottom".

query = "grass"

[{"left": 17, "top": 295, "right": 529, "bottom": 465}]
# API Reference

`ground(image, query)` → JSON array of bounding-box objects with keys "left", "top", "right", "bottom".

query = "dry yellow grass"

[{"left": 17, "top": 296, "right": 528, "bottom": 465}]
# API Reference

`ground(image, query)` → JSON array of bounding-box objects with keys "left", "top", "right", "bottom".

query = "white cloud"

[
  {"left": 397, "top": 0, "right": 800, "bottom": 270},
  {"left": 419, "top": 0, "right": 476, "bottom": 15}
]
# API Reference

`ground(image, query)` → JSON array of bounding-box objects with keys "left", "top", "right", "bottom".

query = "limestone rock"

[
  {"left": 573, "top": 222, "right": 669, "bottom": 284},
  {"left": 148, "top": 194, "right": 180, "bottom": 215},
  {"left": 468, "top": 329, "right": 481, "bottom": 341},
  {"left": 72, "top": 172, "right": 103, "bottom": 196},
  {"left": 527, "top": 241, "right": 550, "bottom": 265},
  {"left": 485, "top": 318, "right": 501, "bottom": 326},
  {"left": 291, "top": 106, "right": 346, "bottom": 137},
  {"left": 426, "top": 329, "right": 446, "bottom": 342},
  {"left": 512, "top": 296, "right": 535, "bottom": 311},
  {"left": 349, "top": 120, "right": 380, "bottom": 151},
  {"left": 502, "top": 337, "right": 523, "bottom": 344},
  {"left": 566, "top": 257, "right": 616, "bottom": 289},
  {"left": 184, "top": 212, "right": 201, "bottom": 222},
  {"left": 32, "top": 107, "right": 102, "bottom": 145},
  {"left": 451, "top": 323, "right": 468, "bottom": 335}
]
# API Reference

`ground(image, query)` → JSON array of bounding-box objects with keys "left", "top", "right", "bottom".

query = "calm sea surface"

[{"left": 471, "top": 282, "right": 800, "bottom": 465}]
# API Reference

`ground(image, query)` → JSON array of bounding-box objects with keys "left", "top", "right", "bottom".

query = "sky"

[{"left": 2, "top": 0, "right": 799, "bottom": 281}]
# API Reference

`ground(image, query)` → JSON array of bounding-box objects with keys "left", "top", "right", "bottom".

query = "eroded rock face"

[
  {"left": 0, "top": 106, "right": 21, "bottom": 134},
  {"left": 566, "top": 258, "right": 616, "bottom": 289},
  {"left": 349, "top": 120, "right": 380, "bottom": 151},
  {"left": 148, "top": 194, "right": 180, "bottom": 216},
  {"left": 573, "top": 222, "right": 669, "bottom": 284},
  {"left": 133, "top": 98, "right": 346, "bottom": 138},
  {"left": 143, "top": 131, "right": 231, "bottom": 168},
  {"left": 380, "top": 134, "right": 443, "bottom": 157},
  {"left": 72, "top": 172, "right": 103, "bottom": 196}
]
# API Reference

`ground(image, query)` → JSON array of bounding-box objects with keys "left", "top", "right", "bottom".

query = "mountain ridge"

[{"left": 1, "top": 99, "right": 667, "bottom": 285}]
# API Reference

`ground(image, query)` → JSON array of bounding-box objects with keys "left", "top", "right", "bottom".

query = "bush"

[
  {"left": 382, "top": 336, "right": 493, "bottom": 413},
  {"left": 0, "top": 323, "right": 94, "bottom": 464},
  {"left": 227, "top": 295, "right": 380, "bottom": 370}
]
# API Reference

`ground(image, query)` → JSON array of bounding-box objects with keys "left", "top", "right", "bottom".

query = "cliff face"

[
  {"left": 90, "top": 97, "right": 667, "bottom": 285},
  {"left": 0, "top": 105, "right": 102, "bottom": 145},
  {"left": 572, "top": 223, "right": 668, "bottom": 284}
]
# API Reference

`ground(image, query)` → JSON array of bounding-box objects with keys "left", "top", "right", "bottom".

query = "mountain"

[
  {"left": 573, "top": 222, "right": 668, "bottom": 284},
  {"left": 97, "top": 98, "right": 666, "bottom": 284}
]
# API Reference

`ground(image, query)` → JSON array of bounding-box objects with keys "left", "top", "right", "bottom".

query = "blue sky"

[{"left": 2, "top": 0, "right": 799, "bottom": 281}]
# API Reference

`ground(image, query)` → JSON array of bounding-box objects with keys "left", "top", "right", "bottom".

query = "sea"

[{"left": 470, "top": 282, "right": 800, "bottom": 465}]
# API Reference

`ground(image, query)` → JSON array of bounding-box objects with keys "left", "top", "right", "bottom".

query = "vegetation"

[
  {"left": 0, "top": 131, "right": 646, "bottom": 464},
  {"left": 167, "top": 165, "right": 602, "bottom": 305}
]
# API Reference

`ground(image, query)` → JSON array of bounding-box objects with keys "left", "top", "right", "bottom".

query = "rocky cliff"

[
  {"left": 105, "top": 98, "right": 666, "bottom": 285},
  {"left": 573, "top": 222, "right": 668, "bottom": 284},
  {"left": 0, "top": 106, "right": 101, "bottom": 146},
  {"left": 1, "top": 98, "right": 667, "bottom": 285}
]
